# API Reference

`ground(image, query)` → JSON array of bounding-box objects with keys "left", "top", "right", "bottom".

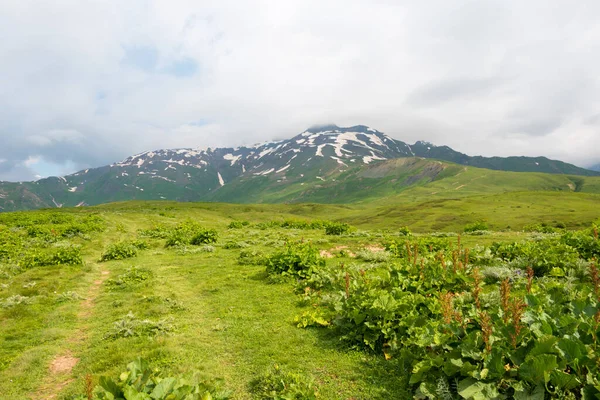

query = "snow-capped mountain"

[{"left": 0, "top": 124, "right": 598, "bottom": 211}]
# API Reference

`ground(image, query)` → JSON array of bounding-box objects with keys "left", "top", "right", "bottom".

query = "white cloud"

[{"left": 1, "top": 0, "right": 600, "bottom": 181}]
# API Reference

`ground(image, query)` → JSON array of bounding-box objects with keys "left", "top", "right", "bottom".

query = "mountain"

[
  {"left": 409, "top": 141, "right": 599, "bottom": 176},
  {"left": 0, "top": 125, "right": 598, "bottom": 211},
  {"left": 589, "top": 163, "right": 600, "bottom": 172}
]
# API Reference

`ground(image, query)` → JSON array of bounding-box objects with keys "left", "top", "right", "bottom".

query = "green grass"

[{"left": 0, "top": 200, "right": 599, "bottom": 399}]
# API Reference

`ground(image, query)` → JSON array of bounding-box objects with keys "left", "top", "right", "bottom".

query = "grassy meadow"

[{"left": 0, "top": 197, "right": 599, "bottom": 399}]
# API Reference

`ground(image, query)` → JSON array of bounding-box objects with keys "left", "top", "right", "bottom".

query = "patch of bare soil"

[
  {"left": 33, "top": 268, "right": 110, "bottom": 399},
  {"left": 49, "top": 353, "right": 79, "bottom": 374},
  {"left": 320, "top": 250, "right": 334, "bottom": 258}
]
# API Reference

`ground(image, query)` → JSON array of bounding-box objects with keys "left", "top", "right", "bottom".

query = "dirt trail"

[{"left": 33, "top": 267, "right": 110, "bottom": 399}]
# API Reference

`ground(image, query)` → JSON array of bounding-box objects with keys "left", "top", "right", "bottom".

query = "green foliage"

[
  {"left": 398, "top": 226, "right": 412, "bottom": 236},
  {"left": 265, "top": 243, "right": 325, "bottom": 278},
  {"left": 228, "top": 220, "right": 250, "bottom": 229},
  {"left": 250, "top": 365, "right": 318, "bottom": 400},
  {"left": 164, "top": 222, "right": 218, "bottom": 247},
  {"left": 325, "top": 222, "right": 351, "bottom": 236},
  {"left": 384, "top": 236, "right": 452, "bottom": 258},
  {"left": 464, "top": 221, "right": 489, "bottom": 233},
  {"left": 561, "top": 230, "right": 600, "bottom": 260},
  {"left": 490, "top": 239, "right": 579, "bottom": 276},
  {"left": 523, "top": 222, "right": 562, "bottom": 233},
  {"left": 19, "top": 245, "right": 83, "bottom": 269},
  {"left": 90, "top": 358, "right": 229, "bottom": 399},
  {"left": 297, "top": 229, "right": 600, "bottom": 399},
  {"left": 103, "top": 312, "right": 174, "bottom": 339},
  {"left": 190, "top": 229, "right": 218, "bottom": 245},
  {"left": 100, "top": 242, "right": 139, "bottom": 262}
]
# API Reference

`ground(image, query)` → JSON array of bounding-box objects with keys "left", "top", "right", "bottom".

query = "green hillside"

[{"left": 206, "top": 157, "right": 600, "bottom": 205}]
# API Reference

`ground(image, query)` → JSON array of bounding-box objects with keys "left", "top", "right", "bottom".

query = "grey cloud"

[
  {"left": 1, "top": 0, "right": 600, "bottom": 181},
  {"left": 407, "top": 77, "right": 507, "bottom": 107}
]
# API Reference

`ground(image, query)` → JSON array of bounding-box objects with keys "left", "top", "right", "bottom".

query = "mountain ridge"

[{"left": 0, "top": 125, "right": 598, "bottom": 211}]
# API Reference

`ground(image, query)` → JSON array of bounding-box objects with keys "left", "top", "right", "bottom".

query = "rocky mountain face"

[{"left": 0, "top": 125, "right": 598, "bottom": 211}]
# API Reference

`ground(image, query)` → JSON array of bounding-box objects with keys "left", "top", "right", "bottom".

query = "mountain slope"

[
  {"left": 589, "top": 163, "right": 600, "bottom": 172},
  {"left": 410, "top": 141, "right": 599, "bottom": 176},
  {"left": 0, "top": 125, "right": 598, "bottom": 211}
]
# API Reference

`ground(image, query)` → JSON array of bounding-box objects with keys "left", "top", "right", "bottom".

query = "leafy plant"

[
  {"left": 190, "top": 229, "right": 218, "bottom": 245},
  {"left": 398, "top": 226, "right": 412, "bottom": 236},
  {"left": 265, "top": 243, "right": 325, "bottom": 278},
  {"left": 250, "top": 365, "right": 318, "bottom": 400},
  {"left": 325, "top": 222, "right": 351, "bottom": 236},
  {"left": 100, "top": 242, "right": 139, "bottom": 262},
  {"left": 89, "top": 358, "right": 230, "bottom": 399},
  {"left": 228, "top": 220, "right": 250, "bottom": 229},
  {"left": 296, "top": 230, "right": 600, "bottom": 399},
  {"left": 164, "top": 222, "right": 218, "bottom": 247},
  {"left": 464, "top": 221, "right": 489, "bottom": 233},
  {"left": 103, "top": 312, "right": 174, "bottom": 339}
]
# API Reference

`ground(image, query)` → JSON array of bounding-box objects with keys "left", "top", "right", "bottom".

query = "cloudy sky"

[{"left": 1, "top": 0, "right": 600, "bottom": 181}]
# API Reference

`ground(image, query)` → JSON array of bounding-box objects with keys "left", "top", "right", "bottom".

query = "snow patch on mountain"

[
  {"left": 276, "top": 164, "right": 291, "bottom": 173},
  {"left": 223, "top": 153, "right": 241, "bottom": 165}
]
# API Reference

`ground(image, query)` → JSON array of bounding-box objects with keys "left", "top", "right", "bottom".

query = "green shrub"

[
  {"left": 228, "top": 220, "right": 249, "bottom": 229},
  {"left": 164, "top": 222, "right": 218, "bottom": 247},
  {"left": 131, "top": 239, "right": 150, "bottom": 250},
  {"left": 19, "top": 246, "right": 83, "bottom": 269},
  {"left": 490, "top": 239, "right": 579, "bottom": 276},
  {"left": 81, "top": 358, "right": 230, "bottom": 400},
  {"left": 398, "top": 226, "right": 412, "bottom": 236},
  {"left": 190, "top": 229, "right": 218, "bottom": 245},
  {"left": 464, "top": 221, "right": 489, "bottom": 233},
  {"left": 100, "top": 242, "right": 138, "bottom": 262},
  {"left": 250, "top": 365, "right": 317, "bottom": 400},
  {"left": 523, "top": 222, "right": 559, "bottom": 233},
  {"left": 561, "top": 231, "right": 600, "bottom": 260},
  {"left": 266, "top": 243, "right": 325, "bottom": 278},
  {"left": 325, "top": 222, "right": 351, "bottom": 236},
  {"left": 165, "top": 230, "right": 188, "bottom": 248}
]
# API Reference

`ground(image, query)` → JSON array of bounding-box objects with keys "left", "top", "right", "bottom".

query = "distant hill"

[
  {"left": 0, "top": 125, "right": 598, "bottom": 211},
  {"left": 589, "top": 163, "right": 600, "bottom": 172}
]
